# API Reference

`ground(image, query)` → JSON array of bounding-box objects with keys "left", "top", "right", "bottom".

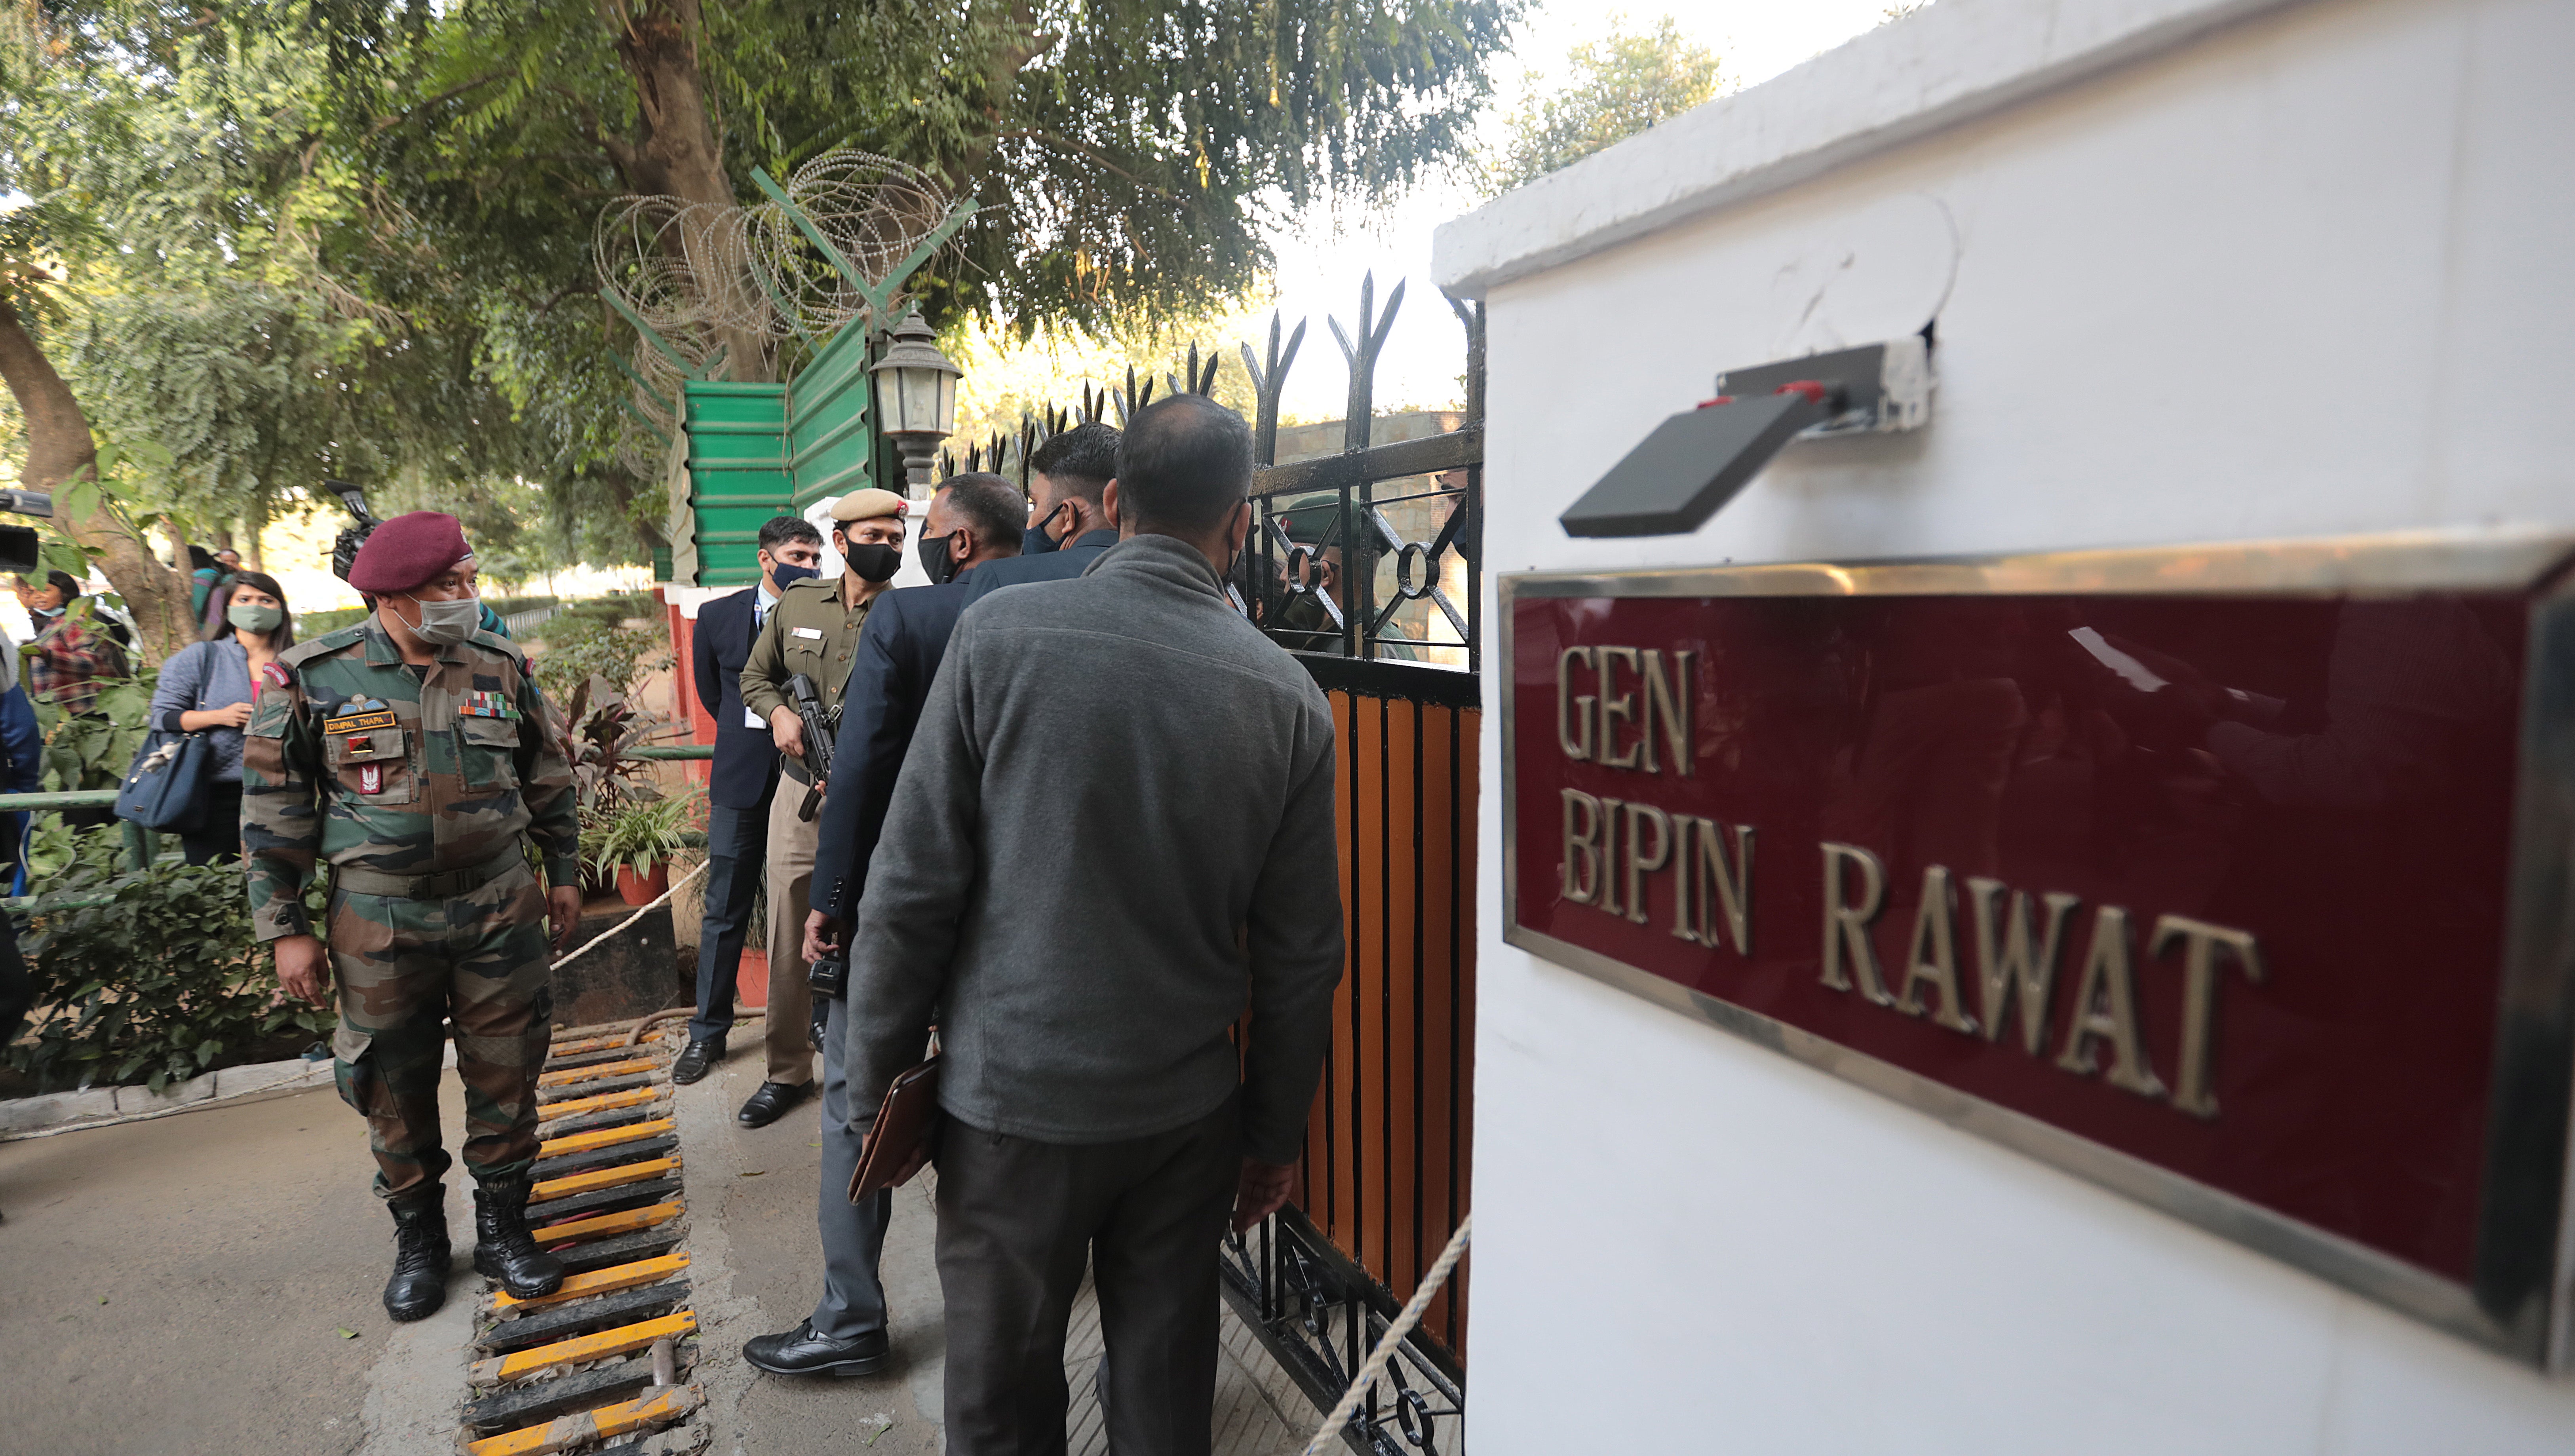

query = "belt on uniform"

[{"left": 334, "top": 847, "right": 528, "bottom": 900}]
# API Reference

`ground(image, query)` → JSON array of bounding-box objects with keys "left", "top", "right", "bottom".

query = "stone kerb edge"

[{"left": 0, "top": 1054, "right": 344, "bottom": 1139}]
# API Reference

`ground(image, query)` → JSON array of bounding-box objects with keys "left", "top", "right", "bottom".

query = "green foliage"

[
  {"left": 558, "top": 674, "right": 662, "bottom": 815},
  {"left": 12, "top": 833, "right": 329, "bottom": 1093},
  {"left": 532, "top": 612, "right": 670, "bottom": 705},
  {"left": 582, "top": 788, "right": 701, "bottom": 881},
  {"left": 1485, "top": 17, "right": 1725, "bottom": 196},
  {"left": 297, "top": 593, "right": 563, "bottom": 639},
  {"left": 34, "top": 664, "right": 155, "bottom": 794},
  {"left": 1, "top": 3, "right": 660, "bottom": 565},
  {"left": 24, "top": 810, "right": 130, "bottom": 884}
]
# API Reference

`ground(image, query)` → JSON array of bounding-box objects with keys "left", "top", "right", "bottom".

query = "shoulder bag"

[{"left": 115, "top": 647, "right": 217, "bottom": 831}]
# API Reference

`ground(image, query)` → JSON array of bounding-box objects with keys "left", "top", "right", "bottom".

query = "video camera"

[
  {"left": 0, "top": 489, "right": 52, "bottom": 575},
  {"left": 324, "top": 478, "right": 379, "bottom": 583}
]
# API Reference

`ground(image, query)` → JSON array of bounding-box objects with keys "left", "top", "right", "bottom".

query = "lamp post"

[{"left": 870, "top": 307, "right": 962, "bottom": 497}]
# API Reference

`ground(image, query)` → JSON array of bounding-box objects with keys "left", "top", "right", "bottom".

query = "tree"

[
  {"left": 352, "top": 0, "right": 1520, "bottom": 370},
  {"left": 0, "top": 10, "right": 197, "bottom": 660},
  {"left": 1484, "top": 15, "right": 1723, "bottom": 196},
  {"left": 1, "top": 3, "right": 660, "bottom": 642}
]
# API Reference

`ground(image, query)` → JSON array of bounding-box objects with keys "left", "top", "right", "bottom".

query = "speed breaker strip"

[{"left": 456, "top": 1022, "right": 707, "bottom": 1456}]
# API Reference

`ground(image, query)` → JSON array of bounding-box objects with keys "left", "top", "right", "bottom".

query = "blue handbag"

[
  {"left": 116, "top": 728, "right": 214, "bottom": 831},
  {"left": 116, "top": 652, "right": 223, "bottom": 832}
]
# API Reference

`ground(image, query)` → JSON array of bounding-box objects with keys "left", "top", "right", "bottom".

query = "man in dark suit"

[
  {"left": 738, "top": 473, "right": 1022, "bottom": 1378},
  {"left": 960, "top": 421, "right": 1122, "bottom": 602},
  {"left": 674, "top": 515, "right": 823, "bottom": 1085}
]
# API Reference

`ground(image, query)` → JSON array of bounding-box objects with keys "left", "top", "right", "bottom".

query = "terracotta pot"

[
  {"left": 616, "top": 861, "right": 669, "bottom": 906},
  {"left": 737, "top": 950, "right": 770, "bottom": 1008}
]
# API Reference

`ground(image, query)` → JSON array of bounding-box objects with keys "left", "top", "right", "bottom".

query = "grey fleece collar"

[{"left": 1080, "top": 532, "right": 1227, "bottom": 597}]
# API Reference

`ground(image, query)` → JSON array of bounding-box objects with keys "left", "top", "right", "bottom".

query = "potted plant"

[{"left": 584, "top": 791, "right": 701, "bottom": 906}]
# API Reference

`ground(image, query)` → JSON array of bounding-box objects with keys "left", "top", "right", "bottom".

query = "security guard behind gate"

[{"left": 243, "top": 511, "right": 584, "bottom": 1323}]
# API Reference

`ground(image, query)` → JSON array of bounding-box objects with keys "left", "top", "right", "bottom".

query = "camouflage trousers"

[{"left": 327, "top": 859, "right": 554, "bottom": 1203}]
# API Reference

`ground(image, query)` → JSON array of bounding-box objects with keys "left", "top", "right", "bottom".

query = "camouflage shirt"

[{"left": 242, "top": 618, "right": 580, "bottom": 943}]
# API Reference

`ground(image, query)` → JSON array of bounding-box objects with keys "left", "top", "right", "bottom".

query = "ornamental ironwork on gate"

[
  {"left": 940, "top": 278, "right": 1483, "bottom": 1454},
  {"left": 1223, "top": 277, "right": 1482, "bottom": 1456}
]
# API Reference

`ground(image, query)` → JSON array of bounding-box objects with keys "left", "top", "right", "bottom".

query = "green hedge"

[{"left": 295, "top": 593, "right": 572, "bottom": 640}]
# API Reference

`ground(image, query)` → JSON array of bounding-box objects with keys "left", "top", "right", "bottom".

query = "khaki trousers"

[{"left": 760, "top": 781, "right": 820, "bottom": 1087}]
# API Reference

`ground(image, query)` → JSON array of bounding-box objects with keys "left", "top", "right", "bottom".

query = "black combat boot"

[
  {"left": 472, "top": 1175, "right": 566, "bottom": 1299},
  {"left": 383, "top": 1185, "right": 451, "bottom": 1322}
]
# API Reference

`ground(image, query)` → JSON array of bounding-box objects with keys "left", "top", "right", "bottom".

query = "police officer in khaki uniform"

[
  {"left": 243, "top": 512, "right": 582, "bottom": 1322},
  {"left": 734, "top": 488, "right": 909, "bottom": 1127}
]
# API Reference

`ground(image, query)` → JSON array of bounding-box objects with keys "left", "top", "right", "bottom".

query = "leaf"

[{"left": 335, "top": 1327, "right": 358, "bottom": 1340}]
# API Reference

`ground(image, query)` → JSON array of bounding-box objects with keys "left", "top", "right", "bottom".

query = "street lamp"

[{"left": 870, "top": 307, "right": 962, "bottom": 496}]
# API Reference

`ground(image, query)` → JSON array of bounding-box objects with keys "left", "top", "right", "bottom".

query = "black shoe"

[
  {"left": 383, "top": 1186, "right": 451, "bottom": 1323},
  {"left": 671, "top": 1036, "right": 725, "bottom": 1085},
  {"left": 736, "top": 1080, "right": 812, "bottom": 1129},
  {"left": 472, "top": 1175, "right": 566, "bottom": 1300},
  {"left": 742, "top": 1320, "right": 890, "bottom": 1378}
]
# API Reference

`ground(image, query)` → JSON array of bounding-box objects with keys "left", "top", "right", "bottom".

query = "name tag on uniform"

[
  {"left": 791, "top": 627, "right": 824, "bottom": 640},
  {"left": 323, "top": 708, "right": 397, "bottom": 735}
]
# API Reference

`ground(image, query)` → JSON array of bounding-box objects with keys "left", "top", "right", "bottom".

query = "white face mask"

[{"left": 401, "top": 592, "right": 481, "bottom": 646}]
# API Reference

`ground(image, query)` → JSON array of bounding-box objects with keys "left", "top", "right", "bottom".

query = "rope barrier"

[
  {"left": 552, "top": 858, "right": 710, "bottom": 973},
  {"left": 1297, "top": 1212, "right": 1472, "bottom": 1456}
]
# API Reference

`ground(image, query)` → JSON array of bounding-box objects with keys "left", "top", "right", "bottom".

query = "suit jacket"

[
  {"left": 958, "top": 527, "right": 1119, "bottom": 602},
  {"left": 692, "top": 587, "right": 782, "bottom": 810},
  {"left": 809, "top": 578, "right": 979, "bottom": 923}
]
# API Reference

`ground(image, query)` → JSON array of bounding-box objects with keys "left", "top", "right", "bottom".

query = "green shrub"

[
  {"left": 532, "top": 613, "right": 670, "bottom": 703},
  {"left": 36, "top": 668, "right": 155, "bottom": 794},
  {"left": 294, "top": 594, "right": 563, "bottom": 641},
  {"left": 583, "top": 789, "right": 702, "bottom": 880},
  {"left": 12, "top": 836, "right": 329, "bottom": 1093}
]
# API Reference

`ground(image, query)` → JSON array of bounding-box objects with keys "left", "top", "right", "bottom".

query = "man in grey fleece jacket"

[{"left": 842, "top": 393, "right": 1343, "bottom": 1454}]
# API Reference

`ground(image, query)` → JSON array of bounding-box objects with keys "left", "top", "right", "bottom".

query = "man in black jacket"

[
  {"left": 959, "top": 421, "right": 1121, "bottom": 601},
  {"left": 740, "top": 473, "right": 1023, "bottom": 1378},
  {"left": 674, "top": 516, "right": 821, "bottom": 1085}
]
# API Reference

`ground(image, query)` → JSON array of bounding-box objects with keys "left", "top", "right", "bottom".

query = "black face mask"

[
  {"left": 1021, "top": 501, "right": 1070, "bottom": 556},
  {"left": 918, "top": 531, "right": 962, "bottom": 586},
  {"left": 842, "top": 540, "right": 903, "bottom": 584}
]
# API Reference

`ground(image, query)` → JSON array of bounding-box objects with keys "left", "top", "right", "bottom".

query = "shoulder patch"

[{"left": 277, "top": 625, "right": 366, "bottom": 669}]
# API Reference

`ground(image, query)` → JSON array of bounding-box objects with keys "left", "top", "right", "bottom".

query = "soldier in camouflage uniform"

[{"left": 243, "top": 512, "right": 585, "bottom": 1321}]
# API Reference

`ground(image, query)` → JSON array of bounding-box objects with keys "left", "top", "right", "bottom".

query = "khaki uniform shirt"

[
  {"left": 241, "top": 620, "right": 579, "bottom": 943},
  {"left": 740, "top": 574, "right": 878, "bottom": 785}
]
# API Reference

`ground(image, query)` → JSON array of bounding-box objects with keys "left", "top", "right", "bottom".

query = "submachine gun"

[
  {"left": 788, "top": 671, "right": 848, "bottom": 1001},
  {"left": 786, "top": 672, "right": 836, "bottom": 823}
]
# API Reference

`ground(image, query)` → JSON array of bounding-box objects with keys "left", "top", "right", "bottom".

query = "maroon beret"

[{"left": 347, "top": 511, "right": 473, "bottom": 595}]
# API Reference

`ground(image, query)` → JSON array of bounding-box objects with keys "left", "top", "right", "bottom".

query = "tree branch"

[
  {"left": 995, "top": 129, "right": 1171, "bottom": 196},
  {"left": 369, "top": 71, "right": 512, "bottom": 137}
]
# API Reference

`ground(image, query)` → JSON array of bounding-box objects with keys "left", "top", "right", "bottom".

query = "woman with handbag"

[{"left": 147, "top": 570, "right": 294, "bottom": 865}]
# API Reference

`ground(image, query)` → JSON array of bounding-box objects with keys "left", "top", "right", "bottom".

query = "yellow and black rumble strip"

[{"left": 457, "top": 1022, "right": 705, "bottom": 1456}]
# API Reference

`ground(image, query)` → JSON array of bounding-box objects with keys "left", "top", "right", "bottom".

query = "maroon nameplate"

[{"left": 1500, "top": 533, "right": 2575, "bottom": 1367}]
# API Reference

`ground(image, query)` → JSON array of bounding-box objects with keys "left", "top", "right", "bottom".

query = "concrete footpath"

[
  {"left": 0, "top": 1082, "right": 390, "bottom": 1456},
  {"left": 0, "top": 1048, "right": 1316, "bottom": 1454}
]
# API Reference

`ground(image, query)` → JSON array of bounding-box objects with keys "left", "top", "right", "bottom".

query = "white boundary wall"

[{"left": 1434, "top": 0, "right": 2575, "bottom": 1448}]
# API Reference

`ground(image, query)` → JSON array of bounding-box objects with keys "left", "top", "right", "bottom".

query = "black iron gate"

[
  {"left": 1218, "top": 278, "right": 1483, "bottom": 1456},
  {"left": 946, "top": 278, "right": 1486, "bottom": 1453}
]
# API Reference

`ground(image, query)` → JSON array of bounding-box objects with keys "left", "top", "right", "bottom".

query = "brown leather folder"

[{"left": 848, "top": 1056, "right": 941, "bottom": 1202}]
